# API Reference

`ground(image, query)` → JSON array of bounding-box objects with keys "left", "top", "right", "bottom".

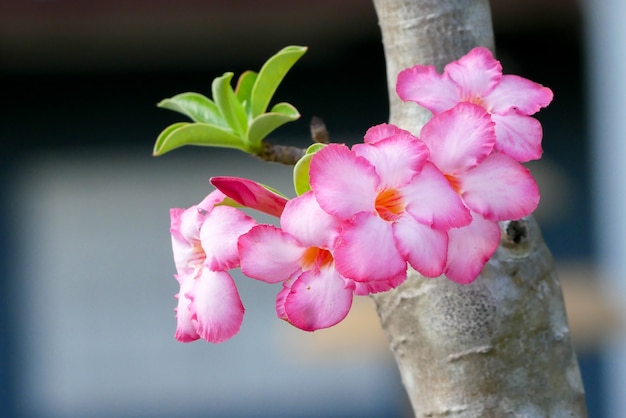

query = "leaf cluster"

[{"left": 153, "top": 46, "right": 307, "bottom": 156}]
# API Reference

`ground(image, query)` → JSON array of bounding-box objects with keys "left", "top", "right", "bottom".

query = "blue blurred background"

[{"left": 1, "top": 0, "right": 624, "bottom": 417}]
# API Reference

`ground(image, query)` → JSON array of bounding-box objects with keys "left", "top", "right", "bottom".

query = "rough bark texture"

[{"left": 371, "top": 0, "right": 588, "bottom": 416}]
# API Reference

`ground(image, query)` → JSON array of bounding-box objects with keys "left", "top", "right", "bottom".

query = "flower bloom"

[
  {"left": 170, "top": 190, "right": 256, "bottom": 343},
  {"left": 238, "top": 192, "right": 355, "bottom": 331},
  {"left": 166, "top": 46, "right": 552, "bottom": 341},
  {"left": 309, "top": 125, "right": 472, "bottom": 284},
  {"left": 210, "top": 176, "right": 288, "bottom": 218},
  {"left": 419, "top": 102, "right": 540, "bottom": 283},
  {"left": 396, "top": 46, "right": 553, "bottom": 162}
]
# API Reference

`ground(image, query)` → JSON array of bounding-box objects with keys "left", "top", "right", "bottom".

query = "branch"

[
  {"left": 371, "top": 0, "right": 587, "bottom": 416},
  {"left": 257, "top": 140, "right": 306, "bottom": 165},
  {"left": 257, "top": 116, "right": 330, "bottom": 165}
]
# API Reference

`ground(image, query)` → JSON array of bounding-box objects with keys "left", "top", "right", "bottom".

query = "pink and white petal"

[
  {"left": 280, "top": 192, "right": 342, "bottom": 249},
  {"left": 210, "top": 176, "right": 288, "bottom": 218},
  {"left": 334, "top": 213, "right": 407, "bottom": 282},
  {"left": 353, "top": 135, "right": 429, "bottom": 187},
  {"left": 176, "top": 205, "right": 207, "bottom": 243},
  {"left": 396, "top": 65, "right": 460, "bottom": 113},
  {"left": 310, "top": 144, "right": 380, "bottom": 219},
  {"left": 402, "top": 162, "right": 472, "bottom": 230},
  {"left": 444, "top": 47, "right": 502, "bottom": 99},
  {"left": 393, "top": 217, "right": 448, "bottom": 278},
  {"left": 351, "top": 274, "right": 407, "bottom": 295},
  {"left": 364, "top": 123, "right": 416, "bottom": 144},
  {"left": 188, "top": 269, "right": 244, "bottom": 343},
  {"left": 170, "top": 206, "right": 208, "bottom": 273},
  {"left": 174, "top": 270, "right": 200, "bottom": 342},
  {"left": 459, "top": 153, "right": 540, "bottom": 221},
  {"left": 172, "top": 192, "right": 221, "bottom": 249},
  {"left": 445, "top": 215, "right": 501, "bottom": 284},
  {"left": 491, "top": 112, "right": 543, "bottom": 162},
  {"left": 196, "top": 189, "right": 228, "bottom": 212},
  {"left": 275, "top": 280, "right": 292, "bottom": 321},
  {"left": 238, "top": 225, "right": 304, "bottom": 283},
  {"left": 200, "top": 206, "right": 257, "bottom": 271},
  {"left": 171, "top": 239, "right": 204, "bottom": 274},
  {"left": 282, "top": 269, "right": 354, "bottom": 331},
  {"left": 170, "top": 208, "right": 186, "bottom": 243},
  {"left": 485, "top": 75, "right": 554, "bottom": 115},
  {"left": 170, "top": 208, "right": 199, "bottom": 272},
  {"left": 420, "top": 103, "right": 496, "bottom": 174}
]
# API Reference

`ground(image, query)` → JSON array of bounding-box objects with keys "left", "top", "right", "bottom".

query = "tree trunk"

[{"left": 371, "top": 0, "right": 588, "bottom": 416}]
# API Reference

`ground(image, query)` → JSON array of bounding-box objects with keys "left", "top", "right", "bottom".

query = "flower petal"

[
  {"left": 170, "top": 208, "right": 187, "bottom": 243},
  {"left": 200, "top": 206, "right": 256, "bottom": 271},
  {"left": 174, "top": 205, "right": 206, "bottom": 243},
  {"left": 276, "top": 281, "right": 291, "bottom": 321},
  {"left": 210, "top": 176, "right": 288, "bottom": 218},
  {"left": 351, "top": 274, "right": 407, "bottom": 295},
  {"left": 174, "top": 270, "right": 200, "bottom": 342},
  {"left": 280, "top": 192, "right": 341, "bottom": 249},
  {"left": 402, "top": 162, "right": 472, "bottom": 230},
  {"left": 393, "top": 217, "right": 448, "bottom": 277},
  {"left": 485, "top": 74, "right": 554, "bottom": 115},
  {"left": 491, "top": 112, "right": 543, "bottom": 162},
  {"left": 281, "top": 269, "right": 354, "bottom": 331},
  {"left": 170, "top": 207, "right": 206, "bottom": 273},
  {"left": 170, "top": 208, "right": 194, "bottom": 272},
  {"left": 420, "top": 103, "right": 496, "bottom": 174},
  {"left": 334, "top": 212, "right": 406, "bottom": 282},
  {"left": 188, "top": 270, "right": 244, "bottom": 343},
  {"left": 444, "top": 46, "right": 502, "bottom": 100},
  {"left": 310, "top": 144, "right": 379, "bottom": 219},
  {"left": 396, "top": 65, "right": 460, "bottom": 113},
  {"left": 238, "top": 225, "right": 303, "bottom": 283},
  {"left": 363, "top": 123, "right": 415, "bottom": 144},
  {"left": 459, "top": 152, "right": 540, "bottom": 221},
  {"left": 170, "top": 190, "right": 226, "bottom": 277},
  {"left": 353, "top": 135, "right": 428, "bottom": 187},
  {"left": 445, "top": 214, "right": 501, "bottom": 284},
  {"left": 196, "top": 189, "right": 228, "bottom": 212}
]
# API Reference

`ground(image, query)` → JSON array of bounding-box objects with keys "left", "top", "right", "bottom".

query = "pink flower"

[
  {"left": 419, "top": 103, "right": 540, "bottom": 283},
  {"left": 239, "top": 192, "right": 358, "bottom": 331},
  {"left": 170, "top": 190, "right": 256, "bottom": 343},
  {"left": 165, "top": 47, "right": 552, "bottom": 340},
  {"left": 309, "top": 126, "right": 471, "bottom": 283},
  {"left": 396, "top": 46, "right": 553, "bottom": 162}
]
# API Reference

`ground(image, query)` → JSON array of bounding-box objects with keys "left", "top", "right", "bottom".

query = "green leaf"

[
  {"left": 157, "top": 92, "right": 224, "bottom": 126},
  {"left": 250, "top": 45, "right": 307, "bottom": 118},
  {"left": 293, "top": 143, "right": 326, "bottom": 195},
  {"left": 153, "top": 122, "right": 246, "bottom": 156},
  {"left": 212, "top": 72, "right": 249, "bottom": 137},
  {"left": 270, "top": 102, "right": 300, "bottom": 117},
  {"left": 235, "top": 71, "right": 258, "bottom": 113},
  {"left": 153, "top": 122, "right": 189, "bottom": 156},
  {"left": 247, "top": 102, "right": 300, "bottom": 149}
]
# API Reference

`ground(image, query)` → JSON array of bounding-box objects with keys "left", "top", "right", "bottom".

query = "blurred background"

[{"left": 1, "top": 0, "right": 625, "bottom": 417}]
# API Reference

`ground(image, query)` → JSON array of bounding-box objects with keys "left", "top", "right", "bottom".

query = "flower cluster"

[
  {"left": 170, "top": 190, "right": 258, "bottom": 343},
  {"left": 169, "top": 47, "right": 553, "bottom": 343}
]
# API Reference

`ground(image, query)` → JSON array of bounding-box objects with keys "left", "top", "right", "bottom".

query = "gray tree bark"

[{"left": 370, "top": 0, "right": 588, "bottom": 416}]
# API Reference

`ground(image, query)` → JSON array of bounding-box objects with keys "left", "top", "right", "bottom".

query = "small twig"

[
  {"left": 258, "top": 140, "right": 306, "bottom": 165},
  {"left": 310, "top": 116, "right": 330, "bottom": 143}
]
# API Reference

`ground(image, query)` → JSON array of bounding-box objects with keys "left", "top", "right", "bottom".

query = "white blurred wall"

[
  {"left": 585, "top": 0, "right": 626, "bottom": 416},
  {"left": 11, "top": 149, "right": 408, "bottom": 418}
]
